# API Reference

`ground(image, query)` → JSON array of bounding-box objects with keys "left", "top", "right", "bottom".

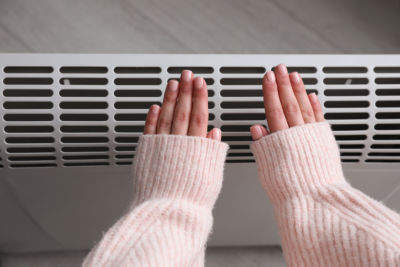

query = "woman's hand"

[
  {"left": 250, "top": 64, "right": 325, "bottom": 141},
  {"left": 144, "top": 70, "right": 221, "bottom": 141}
]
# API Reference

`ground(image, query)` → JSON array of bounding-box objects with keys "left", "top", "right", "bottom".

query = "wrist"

[
  {"left": 251, "top": 121, "right": 347, "bottom": 203},
  {"left": 131, "top": 134, "right": 229, "bottom": 208}
]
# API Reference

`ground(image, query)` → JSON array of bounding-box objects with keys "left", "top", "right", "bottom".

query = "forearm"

[
  {"left": 84, "top": 134, "right": 229, "bottom": 266},
  {"left": 251, "top": 121, "right": 400, "bottom": 266},
  {"left": 251, "top": 121, "right": 346, "bottom": 203}
]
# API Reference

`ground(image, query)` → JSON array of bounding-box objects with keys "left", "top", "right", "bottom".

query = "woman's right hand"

[
  {"left": 143, "top": 70, "right": 221, "bottom": 141},
  {"left": 250, "top": 64, "right": 325, "bottom": 141}
]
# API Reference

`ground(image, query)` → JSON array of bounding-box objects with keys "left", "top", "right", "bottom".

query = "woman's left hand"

[{"left": 250, "top": 64, "right": 325, "bottom": 141}]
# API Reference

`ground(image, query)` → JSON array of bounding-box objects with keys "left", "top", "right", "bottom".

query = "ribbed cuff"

[
  {"left": 131, "top": 134, "right": 229, "bottom": 208},
  {"left": 250, "top": 121, "right": 347, "bottom": 203}
]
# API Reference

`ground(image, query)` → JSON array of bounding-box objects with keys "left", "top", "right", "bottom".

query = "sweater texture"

[
  {"left": 83, "top": 121, "right": 400, "bottom": 266},
  {"left": 251, "top": 121, "right": 400, "bottom": 266},
  {"left": 83, "top": 134, "right": 229, "bottom": 266}
]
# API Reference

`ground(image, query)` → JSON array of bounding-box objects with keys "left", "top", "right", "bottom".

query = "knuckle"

[
  {"left": 168, "top": 79, "right": 179, "bottom": 87},
  {"left": 194, "top": 89, "right": 208, "bottom": 98},
  {"left": 179, "top": 79, "right": 192, "bottom": 91},
  {"left": 312, "top": 102, "right": 322, "bottom": 112},
  {"left": 282, "top": 102, "right": 300, "bottom": 114},
  {"left": 158, "top": 118, "right": 171, "bottom": 130},
  {"left": 302, "top": 108, "right": 315, "bottom": 121},
  {"left": 263, "top": 81, "right": 277, "bottom": 91},
  {"left": 192, "top": 112, "right": 208, "bottom": 126},
  {"left": 164, "top": 92, "right": 176, "bottom": 103},
  {"left": 293, "top": 85, "right": 305, "bottom": 93},
  {"left": 145, "top": 120, "right": 155, "bottom": 128},
  {"left": 267, "top": 107, "right": 285, "bottom": 119},
  {"left": 175, "top": 111, "right": 189, "bottom": 123},
  {"left": 192, "top": 96, "right": 208, "bottom": 107},
  {"left": 145, "top": 120, "right": 156, "bottom": 130},
  {"left": 146, "top": 113, "right": 155, "bottom": 123},
  {"left": 180, "top": 85, "right": 191, "bottom": 93}
]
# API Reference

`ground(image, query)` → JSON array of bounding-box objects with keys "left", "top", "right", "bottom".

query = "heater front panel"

[{"left": 0, "top": 54, "right": 400, "bottom": 170}]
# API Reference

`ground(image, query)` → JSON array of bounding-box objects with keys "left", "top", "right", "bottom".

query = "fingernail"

[
  {"left": 292, "top": 72, "right": 300, "bottom": 83},
  {"left": 266, "top": 71, "right": 276, "bottom": 82},
  {"left": 277, "top": 64, "right": 288, "bottom": 75},
  {"left": 181, "top": 70, "right": 192, "bottom": 82},
  {"left": 251, "top": 125, "right": 263, "bottom": 140},
  {"left": 168, "top": 80, "right": 179, "bottom": 91},
  {"left": 151, "top": 105, "right": 159, "bottom": 113},
  {"left": 309, "top": 93, "right": 317, "bottom": 103},
  {"left": 194, "top": 77, "right": 203, "bottom": 89}
]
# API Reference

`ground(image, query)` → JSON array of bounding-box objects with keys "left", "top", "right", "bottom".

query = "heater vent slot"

[
  {"left": 220, "top": 90, "right": 262, "bottom": 97},
  {"left": 115, "top": 66, "right": 161, "bottom": 74},
  {"left": 374, "top": 67, "right": 400, "bottom": 73},
  {"left": 323, "top": 67, "right": 368, "bottom": 73},
  {"left": 60, "top": 66, "right": 108, "bottom": 74},
  {"left": 324, "top": 89, "right": 369, "bottom": 96},
  {"left": 1, "top": 54, "right": 399, "bottom": 168},
  {"left": 375, "top": 78, "right": 400, "bottom": 84},
  {"left": 5, "top": 126, "right": 54, "bottom": 133},
  {"left": 220, "top": 67, "right": 265, "bottom": 74},
  {"left": 114, "top": 89, "right": 162, "bottom": 97},
  {"left": 4, "top": 77, "right": 53, "bottom": 85},
  {"left": 4, "top": 114, "right": 53, "bottom": 121},
  {"left": 62, "top": 146, "right": 109, "bottom": 152},
  {"left": 60, "top": 78, "right": 108, "bottom": 85},
  {"left": 375, "top": 89, "right": 400, "bottom": 96},
  {"left": 324, "top": 78, "right": 368, "bottom": 85},
  {"left": 115, "top": 78, "right": 162, "bottom": 85},
  {"left": 7, "top": 147, "right": 55, "bottom": 153},
  {"left": 4, "top": 66, "right": 53, "bottom": 73},
  {"left": 60, "top": 89, "right": 108, "bottom": 97},
  {"left": 221, "top": 78, "right": 262, "bottom": 85},
  {"left": 4, "top": 89, "right": 53, "bottom": 97}
]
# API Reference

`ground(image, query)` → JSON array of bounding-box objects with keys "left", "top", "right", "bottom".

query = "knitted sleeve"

[
  {"left": 83, "top": 134, "right": 229, "bottom": 267},
  {"left": 250, "top": 121, "right": 400, "bottom": 267}
]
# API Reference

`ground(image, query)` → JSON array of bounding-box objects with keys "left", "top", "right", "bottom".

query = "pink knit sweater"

[{"left": 83, "top": 121, "right": 400, "bottom": 266}]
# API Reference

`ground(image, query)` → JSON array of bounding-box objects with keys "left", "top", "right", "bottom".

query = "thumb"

[
  {"left": 206, "top": 127, "right": 222, "bottom": 141},
  {"left": 250, "top": 124, "right": 269, "bottom": 141}
]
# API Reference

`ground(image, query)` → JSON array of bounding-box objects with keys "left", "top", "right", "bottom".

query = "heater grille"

[{"left": 1, "top": 54, "right": 400, "bottom": 169}]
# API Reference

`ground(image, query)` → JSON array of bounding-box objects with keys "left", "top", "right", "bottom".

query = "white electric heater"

[{"left": 0, "top": 54, "right": 399, "bottom": 253}]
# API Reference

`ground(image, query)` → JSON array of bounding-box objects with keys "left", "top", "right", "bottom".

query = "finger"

[
  {"left": 289, "top": 72, "right": 316, "bottom": 124},
  {"left": 260, "top": 125, "right": 269, "bottom": 136},
  {"left": 262, "top": 71, "right": 289, "bottom": 132},
  {"left": 274, "top": 64, "right": 304, "bottom": 127},
  {"left": 156, "top": 80, "right": 179, "bottom": 134},
  {"left": 144, "top": 104, "right": 160, "bottom": 134},
  {"left": 250, "top": 124, "right": 269, "bottom": 141},
  {"left": 187, "top": 77, "right": 208, "bottom": 137},
  {"left": 171, "top": 70, "right": 194, "bottom": 135},
  {"left": 308, "top": 93, "right": 325, "bottom": 122},
  {"left": 206, "top": 128, "right": 222, "bottom": 141}
]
